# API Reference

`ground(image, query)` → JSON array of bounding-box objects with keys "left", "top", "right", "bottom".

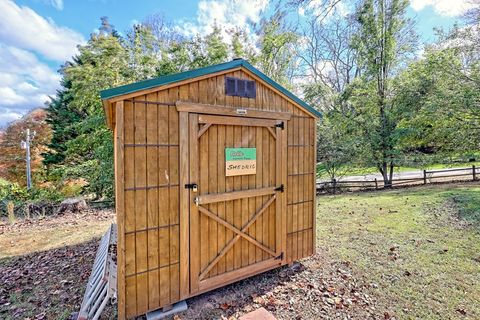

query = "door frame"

[{"left": 178, "top": 102, "right": 291, "bottom": 297}]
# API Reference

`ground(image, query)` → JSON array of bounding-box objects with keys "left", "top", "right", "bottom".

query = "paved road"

[{"left": 317, "top": 167, "right": 475, "bottom": 183}]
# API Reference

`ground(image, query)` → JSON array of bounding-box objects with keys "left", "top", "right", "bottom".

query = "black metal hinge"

[
  {"left": 275, "top": 122, "right": 284, "bottom": 130},
  {"left": 275, "top": 252, "right": 284, "bottom": 260},
  {"left": 184, "top": 183, "right": 198, "bottom": 191},
  {"left": 274, "top": 184, "right": 284, "bottom": 193}
]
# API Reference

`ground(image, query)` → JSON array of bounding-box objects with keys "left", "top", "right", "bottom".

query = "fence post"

[
  {"left": 374, "top": 178, "right": 378, "bottom": 190},
  {"left": 332, "top": 178, "right": 337, "bottom": 194},
  {"left": 473, "top": 165, "right": 476, "bottom": 181},
  {"left": 423, "top": 170, "right": 427, "bottom": 184}
]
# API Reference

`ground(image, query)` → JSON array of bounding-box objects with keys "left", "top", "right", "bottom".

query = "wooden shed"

[{"left": 100, "top": 59, "right": 320, "bottom": 319}]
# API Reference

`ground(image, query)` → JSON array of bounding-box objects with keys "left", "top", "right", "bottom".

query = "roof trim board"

[{"left": 100, "top": 59, "right": 321, "bottom": 119}]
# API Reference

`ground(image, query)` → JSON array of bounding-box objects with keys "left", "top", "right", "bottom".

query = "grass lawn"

[
  {"left": 1, "top": 183, "right": 479, "bottom": 319},
  {"left": 316, "top": 161, "right": 480, "bottom": 180},
  {"left": 317, "top": 182, "right": 480, "bottom": 319}
]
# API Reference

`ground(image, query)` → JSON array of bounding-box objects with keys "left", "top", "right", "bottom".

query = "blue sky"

[{"left": 0, "top": 0, "right": 474, "bottom": 127}]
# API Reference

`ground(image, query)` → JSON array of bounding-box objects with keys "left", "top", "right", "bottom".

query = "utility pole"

[{"left": 21, "top": 129, "right": 35, "bottom": 190}]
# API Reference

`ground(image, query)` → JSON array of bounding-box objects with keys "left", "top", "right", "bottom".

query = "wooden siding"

[{"left": 115, "top": 68, "right": 316, "bottom": 318}]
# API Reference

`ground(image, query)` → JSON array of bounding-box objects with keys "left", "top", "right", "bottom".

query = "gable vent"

[{"left": 225, "top": 77, "right": 256, "bottom": 98}]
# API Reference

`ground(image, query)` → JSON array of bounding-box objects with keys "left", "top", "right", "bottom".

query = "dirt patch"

[
  {"left": 176, "top": 250, "right": 380, "bottom": 320},
  {"left": 0, "top": 209, "right": 114, "bottom": 234},
  {"left": 0, "top": 209, "right": 115, "bottom": 259}
]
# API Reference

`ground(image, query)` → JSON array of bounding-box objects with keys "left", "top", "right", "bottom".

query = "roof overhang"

[{"left": 101, "top": 59, "right": 321, "bottom": 129}]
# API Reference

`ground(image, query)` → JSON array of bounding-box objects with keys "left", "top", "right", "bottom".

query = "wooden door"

[{"left": 185, "top": 113, "right": 287, "bottom": 294}]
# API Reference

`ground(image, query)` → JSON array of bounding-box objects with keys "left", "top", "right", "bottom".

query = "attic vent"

[{"left": 225, "top": 77, "right": 256, "bottom": 98}]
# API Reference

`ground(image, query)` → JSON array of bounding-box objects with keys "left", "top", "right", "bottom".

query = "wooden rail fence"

[{"left": 316, "top": 165, "right": 478, "bottom": 194}]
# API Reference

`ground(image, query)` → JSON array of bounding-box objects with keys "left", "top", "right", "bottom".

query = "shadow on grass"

[{"left": 439, "top": 187, "right": 480, "bottom": 229}]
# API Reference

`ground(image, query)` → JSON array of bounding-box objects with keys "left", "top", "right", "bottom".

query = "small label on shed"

[{"left": 225, "top": 148, "right": 256, "bottom": 176}]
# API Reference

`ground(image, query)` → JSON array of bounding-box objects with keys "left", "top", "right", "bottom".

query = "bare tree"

[{"left": 298, "top": 14, "right": 359, "bottom": 94}]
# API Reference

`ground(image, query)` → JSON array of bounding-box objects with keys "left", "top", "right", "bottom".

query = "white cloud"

[
  {"left": 0, "top": 44, "right": 60, "bottom": 126},
  {"left": 0, "top": 109, "right": 23, "bottom": 128},
  {"left": 176, "top": 0, "right": 269, "bottom": 41},
  {"left": 46, "top": 0, "right": 63, "bottom": 10},
  {"left": 0, "top": 0, "right": 84, "bottom": 61},
  {"left": 0, "top": 1, "right": 82, "bottom": 126},
  {"left": 410, "top": 0, "right": 475, "bottom": 16}
]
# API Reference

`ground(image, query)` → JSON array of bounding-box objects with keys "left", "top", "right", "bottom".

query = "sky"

[{"left": 0, "top": 0, "right": 475, "bottom": 127}]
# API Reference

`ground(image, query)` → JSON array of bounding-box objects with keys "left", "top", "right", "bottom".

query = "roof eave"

[{"left": 100, "top": 59, "right": 321, "bottom": 129}]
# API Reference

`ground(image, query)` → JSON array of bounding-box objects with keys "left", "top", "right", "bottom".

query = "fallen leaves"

[
  {"left": 176, "top": 254, "right": 382, "bottom": 320},
  {"left": 0, "top": 210, "right": 116, "bottom": 320}
]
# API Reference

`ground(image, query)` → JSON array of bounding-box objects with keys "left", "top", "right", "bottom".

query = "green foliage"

[
  {"left": 256, "top": 9, "right": 299, "bottom": 87},
  {"left": 44, "top": 19, "right": 129, "bottom": 200},
  {"left": 0, "top": 179, "right": 64, "bottom": 217},
  {"left": 395, "top": 46, "right": 479, "bottom": 156},
  {"left": 0, "top": 179, "right": 28, "bottom": 203},
  {"left": 42, "top": 15, "right": 297, "bottom": 201},
  {"left": 315, "top": 113, "right": 358, "bottom": 180},
  {"left": 127, "top": 24, "right": 160, "bottom": 81},
  {"left": 343, "top": 0, "right": 416, "bottom": 185}
]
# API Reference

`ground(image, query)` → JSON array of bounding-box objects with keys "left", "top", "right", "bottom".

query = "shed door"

[{"left": 186, "top": 113, "right": 286, "bottom": 294}]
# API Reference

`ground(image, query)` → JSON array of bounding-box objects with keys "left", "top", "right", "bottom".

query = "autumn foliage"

[{"left": 0, "top": 108, "right": 52, "bottom": 186}]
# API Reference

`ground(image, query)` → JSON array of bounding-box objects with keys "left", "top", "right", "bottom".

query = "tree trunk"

[{"left": 379, "top": 161, "right": 393, "bottom": 188}]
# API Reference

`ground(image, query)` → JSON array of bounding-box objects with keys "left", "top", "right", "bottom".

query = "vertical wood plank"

[
  {"left": 240, "top": 125, "right": 249, "bottom": 267},
  {"left": 148, "top": 270, "right": 159, "bottom": 311},
  {"left": 248, "top": 126, "right": 256, "bottom": 267},
  {"left": 178, "top": 111, "right": 189, "bottom": 299},
  {"left": 275, "top": 126, "right": 282, "bottom": 256},
  {"left": 269, "top": 123, "right": 275, "bottom": 258},
  {"left": 136, "top": 272, "right": 148, "bottom": 315},
  {"left": 145, "top": 94, "right": 159, "bottom": 310},
  {"left": 225, "top": 124, "right": 234, "bottom": 272},
  {"left": 170, "top": 263, "right": 180, "bottom": 302},
  {"left": 133, "top": 97, "right": 148, "bottom": 312},
  {"left": 199, "top": 126, "right": 209, "bottom": 275},
  {"left": 262, "top": 125, "right": 269, "bottom": 260},
  {"left": 159, "top": 265, "right": 170, "bottom": 306},
  {"left": 281, "top": 122, "right": 288, "bottom": 264},
  {"left": 189, "top": 113, "right": 200, "bottom": 293},
  {"left": 125, "top": 276, "right": 137, "bottom": 318},
  {"left": 125, "top": 233, "right": 136, "bottom": 276},
  {"left": 136, "top": 231, "right": 148, "bottom": 273},
  {"left": 134, "top": 98, "right": 147, "bottom": 230},
  {"left": 115, "top": 101, "right": 126, "bottom": 320},
  {"left": 255, "top": 127, "right": 263, "bottom": 263},
  {"left": 233, "top": 124, "right": 242, "bottom": 268},
  {"left": 208, "top": 123, "right": 218, "bottom": 276},
  {"left": 124, "top": 100, "right": 135, "bottom": 233},
  {"left": 217, "top": 124, "right": 226, "bottom": 274}
]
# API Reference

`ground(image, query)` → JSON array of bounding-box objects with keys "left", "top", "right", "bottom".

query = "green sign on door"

[{"left": 225, "top": 148, "right": 256, "bottom": 176}]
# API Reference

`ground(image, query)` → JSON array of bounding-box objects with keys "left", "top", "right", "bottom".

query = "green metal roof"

[{"left": 100, "top": 59, "right": 321, "bottom": 118}]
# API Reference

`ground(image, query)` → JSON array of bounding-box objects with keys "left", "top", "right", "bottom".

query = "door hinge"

[
  {"left": 184, "top": 183, "right": 198, "bottom": 192},
  {"left": 275, "top": 122, "right": 284, "bottom": 130},
  {"left": 274, "top": 184, "right": 284, "bottom": 193},
  {"left": 275, "top": 252, "right": 284, "bottom": 260}
]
